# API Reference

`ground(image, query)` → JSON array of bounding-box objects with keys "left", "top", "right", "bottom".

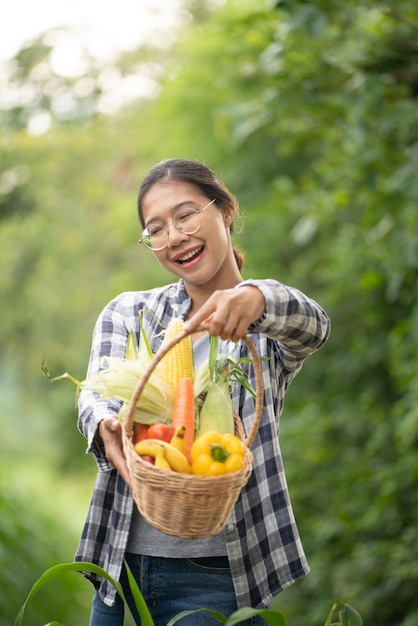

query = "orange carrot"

[{"left": 171, "top": 377, "right": 195, "bottom": 464}]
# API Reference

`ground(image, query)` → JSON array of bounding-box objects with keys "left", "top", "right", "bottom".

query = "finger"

[
  {"left": 229, "top": 318, "right": 248, "bottom": 342},
  {"left": 184, "top": 308, "right": 213, "bottom": 332},
  {"left": 184, "top": 292, "right": 227, "bottom": 332},
  {"left": 205, "top": 314, "right": 231, "bottom": 338},
  {"left": 103, "top": 415, "right": 120, "bottom": 432},
  {"left": 219, "top": 316, "right": 244, "bottom": 342},
  {"left": 107, "top": 445, "right": 132, "bottom": 488},
  {"left": 118, "top": 462, "right": 132, "bottom": 490}
]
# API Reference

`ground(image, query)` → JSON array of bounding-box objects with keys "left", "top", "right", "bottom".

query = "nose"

[{"left": 166, "top": 222, "right": 189, "bottom": 247}]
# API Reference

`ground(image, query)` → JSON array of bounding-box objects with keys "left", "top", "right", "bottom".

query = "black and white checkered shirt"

[{"left": 75, "top": 278, "right": 330, "bottom": 609}]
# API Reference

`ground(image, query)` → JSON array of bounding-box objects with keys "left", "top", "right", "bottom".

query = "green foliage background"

[{"left": 1, "top": 1, "right": 418, "bottom": 624}]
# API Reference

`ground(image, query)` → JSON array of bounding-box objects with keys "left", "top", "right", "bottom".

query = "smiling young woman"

[
  {"left": 75, "top": 158, "right": 331, "bottom": 626},
  {"left": 138, "top": 158, "right": 244, "bottom": 263}
]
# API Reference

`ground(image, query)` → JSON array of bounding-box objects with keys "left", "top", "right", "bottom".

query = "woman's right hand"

[
  {"left": 184, "top": 285, "right": 266, "bottom": 342},
  {"left": 99, "top": 416, "right": 132, "bottom": 489}
]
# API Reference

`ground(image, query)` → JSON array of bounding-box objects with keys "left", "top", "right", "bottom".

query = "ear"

[{"left": 223, "top": 206, "right": 234, "bottom": 228}]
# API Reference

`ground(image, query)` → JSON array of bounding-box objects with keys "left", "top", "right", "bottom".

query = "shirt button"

[{"left": 227, "top": 524, "right": 235, "bottom": 533}]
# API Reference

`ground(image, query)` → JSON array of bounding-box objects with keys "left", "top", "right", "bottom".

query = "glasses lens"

[
  {"left": 174, "top": 208, "right": 200, "bottom": 235},
  {"left": 140, "top": 206, "right": 204, "bottom": 250},
  {"left": 142, "top": 225, "right": 167, "bottom": 250}
]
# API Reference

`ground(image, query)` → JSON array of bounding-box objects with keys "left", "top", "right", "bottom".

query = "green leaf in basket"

[{"left": 125, "top": 329, "right": 139, "bottom": 360}]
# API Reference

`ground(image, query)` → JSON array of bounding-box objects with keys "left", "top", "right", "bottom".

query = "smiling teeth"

[{"left": 179, "top": 247, "right": 203, "bottom": 263}]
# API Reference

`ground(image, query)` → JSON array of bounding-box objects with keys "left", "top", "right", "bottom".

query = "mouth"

[{"left": 175, "top": 246, "right": 204, "bottom": 265}]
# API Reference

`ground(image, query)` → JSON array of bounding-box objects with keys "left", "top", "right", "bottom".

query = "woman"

[{"left": 75, "top": 158, "right": 331, "bottom": 625}]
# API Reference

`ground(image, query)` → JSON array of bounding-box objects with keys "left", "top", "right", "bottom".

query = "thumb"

[{"left": 103, "top": 415, "right": 120, "bottom": 431}]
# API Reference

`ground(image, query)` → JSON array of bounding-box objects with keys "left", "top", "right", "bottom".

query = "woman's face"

[{"left": 140, "top": 180, "right": 239, "bottom": 293}]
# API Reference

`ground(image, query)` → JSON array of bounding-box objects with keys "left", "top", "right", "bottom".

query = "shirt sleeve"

[
  {"left": 77, "top": 295, "right": 130, "bottom": 468},
  {"left": 239, "top": 278, "right": 331, "bottom": 372}
]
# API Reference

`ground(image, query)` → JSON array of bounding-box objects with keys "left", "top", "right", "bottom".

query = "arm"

[
  {"left": 184, "top": 279, "right": 330, "bottom": 369},
  {"left": 78, "top": 296, "right": 133, "bottom": 486},
  {"left": 242, "top": 278, "right": 330, "bottom": 370}
]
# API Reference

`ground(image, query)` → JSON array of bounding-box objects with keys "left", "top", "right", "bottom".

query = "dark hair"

[{"left": 137, "top": 158, "right": 245, "bottom": 270}]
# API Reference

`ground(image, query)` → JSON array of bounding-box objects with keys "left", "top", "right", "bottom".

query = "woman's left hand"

[
  {"left": 184, "top": 285, "right": 265, "bottom": 342},
  {"left": 99, "top": 416, "right": 133, "bottom": 489}
]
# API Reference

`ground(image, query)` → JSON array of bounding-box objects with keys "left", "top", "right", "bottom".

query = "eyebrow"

[{"left": 144, "top": 200, "right": 199, "bottom": 228}]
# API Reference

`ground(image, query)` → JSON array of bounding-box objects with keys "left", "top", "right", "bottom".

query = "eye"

[
  {"left": 176, "top": 209, "right": 197, "bottom": 223},
  {"left": 148, "top": 224, "right": 164, "bottom": 237}
]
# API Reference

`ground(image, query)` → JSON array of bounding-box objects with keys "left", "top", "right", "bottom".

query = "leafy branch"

[{"left": 377, "top": 1, "right": 418, "bottom": 33}]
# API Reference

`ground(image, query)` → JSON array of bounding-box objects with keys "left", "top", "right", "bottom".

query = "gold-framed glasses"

[{"left": 139, "top": 199, "right": 216, "bottom": 251}]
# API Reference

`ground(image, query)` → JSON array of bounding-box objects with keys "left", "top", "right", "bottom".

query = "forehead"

[{"left": 141, "top": 180, "right": 207, "bottom": 222}]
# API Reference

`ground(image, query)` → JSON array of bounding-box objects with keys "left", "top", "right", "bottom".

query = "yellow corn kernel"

[{"left": 158, "top": 317, "right": 193, "bottom": 397}]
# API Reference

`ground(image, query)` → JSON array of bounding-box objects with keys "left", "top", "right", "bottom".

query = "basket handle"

[{"left": 124, "top": 326, "right": 263, "bottom": 449}]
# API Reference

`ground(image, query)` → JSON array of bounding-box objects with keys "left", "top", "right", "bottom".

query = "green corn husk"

[
  {"left": 81, "top": 356, "right": 173, "bottom": 424},
  {"left": 197, "top": 374, "right": 235, "bottom": 436},
  {"left": 81, "top": 317, "right": 173, "bottom": 423},
  {"left": 125, "top": 328, "right": 139, "bottom": 361},
  {"left": 195, "top": 336, "right": 257, "bottom": 437},
  {"left": 42, "top": 314, "right": 257, "bottom": 430}
]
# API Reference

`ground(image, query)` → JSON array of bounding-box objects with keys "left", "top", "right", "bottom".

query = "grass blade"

[
  {"left": 224, "top": 607, "right": 289, "bottom": 626},
  {"left": 324, "top": 601, "right": 363, "bottom": 626},
  {"left": 166, "top": 606, "right": 289, "bottom": 626},
  {"left": 124, "top": 560, "right": 155, "bottom": 626},
  {"left": 14, "top": 561, "right": 136, "bottom": 626},
  {"left": 166, "top": 608, "right": 227, "bottom": 625}
]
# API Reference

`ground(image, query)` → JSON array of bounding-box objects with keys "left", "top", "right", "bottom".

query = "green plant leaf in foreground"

[
  {"left": 166, "top": 606, "right": 289, "bottom": 626},
  {"left": 14, "top": 558, "right": 361, "bottom": 626},
  {"left": 166, "top": 607, "right": 227, "bottom": 626},
  {"left": 125, "top": 560, "right": 155, "bottom": 626},
  {"left": 324, "top": 601, "right": 363, "bottom": 626},
  {"left": 224, "top": 607, "right": 288, "bottom": 626},
  {"left": 14, "top": 561, "right": 139, "bottom": 626}
]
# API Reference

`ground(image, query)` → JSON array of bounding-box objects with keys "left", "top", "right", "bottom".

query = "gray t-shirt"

[{"left": 126, "top": 333, "right": 228, "bottom": 556}]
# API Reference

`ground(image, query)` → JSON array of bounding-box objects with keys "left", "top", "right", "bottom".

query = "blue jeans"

[{"left": 89, "top": 553, "right": 268, "bottom": 626}]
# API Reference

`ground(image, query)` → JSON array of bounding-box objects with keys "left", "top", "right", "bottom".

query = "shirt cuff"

[{"left": 247, "top": 310, "right": 267, "bottom": 332}]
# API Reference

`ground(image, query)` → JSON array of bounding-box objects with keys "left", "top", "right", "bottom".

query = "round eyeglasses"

[{"left": 139, "top": 199, "right": 216, "bottom": 251}]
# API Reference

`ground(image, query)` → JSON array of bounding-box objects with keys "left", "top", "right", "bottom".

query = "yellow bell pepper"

[{"left": 190, "top": 431, "right": 245, "bottom": 476}]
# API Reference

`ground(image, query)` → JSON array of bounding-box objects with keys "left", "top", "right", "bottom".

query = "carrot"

[{"left": 171, "top": 377, "right": 195, "bottom": 464}]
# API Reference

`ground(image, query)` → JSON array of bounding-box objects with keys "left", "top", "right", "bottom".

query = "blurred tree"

[
  {"left": 0, "top": 25, "right": 178, "bottom": 133},
  {"left": 1, "top": 1, "right": 418, "bottom": 624},
  {"left": 1, "top": 476, "right": 92, "bottom": 626},
  {"left": 118, "top": 1, "right": 418, "bottom": 623}
]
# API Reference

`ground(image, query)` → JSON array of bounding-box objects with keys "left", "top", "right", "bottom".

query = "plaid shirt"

[{"left": 75, "top": 278, "right": 330, "bottom": 609}]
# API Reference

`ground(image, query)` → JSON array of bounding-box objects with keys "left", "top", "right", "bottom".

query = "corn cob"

[{"left": 157, "top": 317, "right": 194, "bottom": 401}]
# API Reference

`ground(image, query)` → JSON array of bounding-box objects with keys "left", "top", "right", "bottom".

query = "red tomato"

[
  {"left": 133, "top": 423, "right": 150, "bottom": 444},
  {"left": 145, "top": 422, "right": 174, "bottom": 443},
  {"left": 140, "top": 455, "right": 155, "bottom": 465}
]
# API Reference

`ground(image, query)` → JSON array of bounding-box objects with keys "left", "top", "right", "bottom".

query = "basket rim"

[{"left": 124, "top": 434, "right": 254, "bottom": 486}]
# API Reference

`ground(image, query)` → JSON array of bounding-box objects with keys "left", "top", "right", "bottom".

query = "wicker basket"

[{"left": 122, "top": 326, "right": 263, "bottom": 539}]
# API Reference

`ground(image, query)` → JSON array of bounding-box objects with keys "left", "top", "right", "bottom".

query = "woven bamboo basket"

[{"left": 122, "top": 326, "right": 263, "bottom": 539}]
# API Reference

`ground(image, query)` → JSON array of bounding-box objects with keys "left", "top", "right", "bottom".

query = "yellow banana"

[
  {"left": 134, "top": 439, "right": 192, "bottom": 474},
  {"left": 154, "top": 445, "right": 172, "bottom": 471},
  {"left": 160, "top": 441, "right": 192, "bottom": 473},
  {"left": 170, "top": 426, "right": 186, "bottom": 454}
]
